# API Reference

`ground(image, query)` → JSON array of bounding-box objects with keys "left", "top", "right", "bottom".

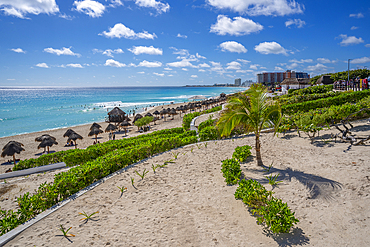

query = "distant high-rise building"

[
  {"left": 257, "top": 70, "right": 309, "bottom": 84},
  {"left": 235, "top": 78, "right": 241, "bottom": 86}
]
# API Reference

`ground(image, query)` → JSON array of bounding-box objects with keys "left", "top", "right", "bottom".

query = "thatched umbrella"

[
  {"left": 88, "top": 127, "right": 103, "bottom": 142},
  {"left": 90, "top": 122, "right": 102, "bottom": 130},
  {"left": 145, "top": 112, "right": 153, "bottom": 117},
  {"left": 2, "top": 141, "right": 23, "bottom": 151},
  {"left": 169, "top": 108, "right": 177, "bottom": 120},
  {"left": 67, "top": 132, "right": 83, "bottom": 149},
  {"left": 159, "top": 109, "right": 167, "bottom": 121},
  {"left": 105, "top": 123, "right": 118, "bottom": 133},
  {"left": 38, "top": 136, "right": 58, "bottom": 154},
  {"left": 63, "top": 129, "right": 76, "bottom": 138},
  {"left": 120, "top": 120, "right": 131, "bottom": 136},
  {"left": 133, "top": 114, "right": 143, "bottom": 123},
  {"left": 35, "top": 134, "right": 56, "bottom": 153},
  {"left": 1, "top": 141, "right": 25, "bottom": 165},
  {"left": 153, "top": 110, "right": 160, "bottom": 116}
]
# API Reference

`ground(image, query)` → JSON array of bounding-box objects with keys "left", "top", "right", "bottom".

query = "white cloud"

[
  {"left": 249, "top": 64, "right": 259, "bottom": 70},
  {"left": 351, "top": 26, "right": 359, "bottom": 30},
  {"left": 153, "top": 72, "right": 165, "bottom": 77},
  {"left": 349, "top": 13, "right": 364, "bottom": 18},
  {"left": 167, "top": 59, "right": 195, "bottom": 68},
  {"left": 210, "top": 61, "right": 226, "bottom": 74},
  {"left": 199, "top": 69, "right": 206, "bottom": 72},
  {"left": 338, "top": 34, "right": 364, "bottom": 46},
  {"left": 196, "top": 53, "right": 206, "bottom": 59},
  {"left": 104, "top": 59, "right": 126, "bottom": 67},
  {"left": 285, "top": 18, "right": 305, "bottom": 28},
  {"left": 317, "top": 58, "right": 335, "bottom": 64},
  {"left": 167, "top": 74, "right": 173, "bottom": 77},
  {"left": 128, "top": 46, "right": 163, "bottom": 55},
  {"left": 191, "top": 75, "right": 198, "bottom": 78},
  {"left": 198, "top": 63, "right": 210, "bottom": 68},
  {"left": 164, "top": 67, "right": 172, "bottom": 70},
  {"left": 237, "top": 59, "right": 251, "bottom": 63},
  {"left": 109, "top": 0, "right": 123, "bottom": 7},
  {"left": 210, "top": 15, "right": 263, "bottom": 36},
  {"left": 287, "top": 62, "right": 299, "bottom": 69},
  {"left": 0, "top": 0, "right": 59, "bottom": 19},
  {"left": 226, "top": 61, "right": 241, "bottom": 70},
  {"left": 36, "top": 63, "right": 49, "bottom": 68},
  {"left": 11, "top": 48, "right": 25, "bottom": 53},
  {"left": 134, "top": 0, "right": 170, "bottom": 14},
  {"left": 177, "top": 33, "right": 187, "bottom": 38},
  {"left": 93, "top": 48, "right": 124, "bottom": 57},
  {"left": 44, "top": 47, "right": 81, "bottom": 57},
  {"left": 306, "top": 63, "right": 328, "bottom": 73},
  {"left": 274, "top": 66, "right": 284, "bottom": 71},
  {"left": 100, "top": 23, "right": 156, "bottom": 39},
  {"left": 366, "top": 44, "right": 370, "bottom": 48},
  {"left": 182, "top": 68, "right": 189, "bottom": 71},
  {"left": 254, "top": 41, "right": 288, "bottom": 55},
  {"left": 351, "top": 57, "right": 370, "bottom": 64},
  {"left": 59, "top": 13, "right": 74, "bottom": 20},
  {"left": 138, "top": 60, "right": 162, "bottom": 67},
  {"left": 206, "top": 0, "right": 304, "bottom": 16},
  {"left": 66, "top": 63, "right": 83, "bottom": 68},
  {"left": 219, "top": 41, "right": 247, "bottom": 53},
  {"left": 289, "top": 59, "right": 312, "bottom": 63},
  {"left": 73, "top": 0, "right": 105, "bottom": 18},
  {"left": 138, "top": 71, "right": 145, "bottom": 74}
]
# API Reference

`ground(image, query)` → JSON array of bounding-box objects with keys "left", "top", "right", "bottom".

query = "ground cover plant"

[
  {"left": 234, "top": 179, "right": 299, "bottom": 233},
  {"left": 232, "top": 145, "right": 252, "bottom": 163},
  {"left": 221, "top": 159, "right": 242, "bottom": 185},
  {"left": 182, "top": 105, "right": 222, "bottom": 130},
  {"left": 0, "top": 128, "right": 198, "bottom": 235}
]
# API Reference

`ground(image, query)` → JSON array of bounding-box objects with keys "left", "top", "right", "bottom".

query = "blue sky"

[{"left": 0, "top": 0, "right": 369, "bottom": 87}]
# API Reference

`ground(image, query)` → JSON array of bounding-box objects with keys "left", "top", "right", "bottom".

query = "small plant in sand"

[
  {"left": 263, "top": 162, "right": 274, "bottom": 173},
  {"left": 190, "top": 147, "right": 194, "bottom": 153},
  {"left": 152, "top": 164, "right": 158, "bottom": 173},
  {"left": 130, "top": 177, "right": 135, "bottom": 186},
  {"left": 196, "top": 144, "right": 202, "bottom": 149},
  {"left": 171, "top": 151, "right": 180, "bottom": 159},
  {"left": 204, "top": 142, "right": 208, "bottom": 148},
  {"left": 117, "top": 186, "right": 127, "bottom": 197},
  {"left": 79, "top": 211, "right": 99, "bottom": 222},
  {"left": 59, "top": 225, "right": 75, "bottom": 238},
  {"left": 182, "top": 152, "right": 187, "bottom": 156},
  {"left": 135, "top": 169, "right": 149, "bottom": 180},
  {"left": 266, "top": 173, "right": 283, "bottom": 187}
]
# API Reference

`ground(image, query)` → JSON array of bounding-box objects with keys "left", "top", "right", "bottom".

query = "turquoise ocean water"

[{"left": 0, "top": 87, "right": 246, "bottom": 138}]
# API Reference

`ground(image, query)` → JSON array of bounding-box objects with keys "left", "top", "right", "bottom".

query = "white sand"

[{"left": 2, "top": 119, "right": 370, "bottom": 246}]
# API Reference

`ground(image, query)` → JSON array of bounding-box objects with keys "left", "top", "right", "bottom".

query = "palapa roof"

[
  {"left": 281, "top": 78, "right": 310, "bottom": 85},
  {"left": 108, "top": 107, "right": 126, "bottom": 116}
]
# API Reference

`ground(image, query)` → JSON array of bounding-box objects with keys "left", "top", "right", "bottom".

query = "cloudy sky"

[{"left": 1, "top": 0, "right": 369, "bottom": 87}]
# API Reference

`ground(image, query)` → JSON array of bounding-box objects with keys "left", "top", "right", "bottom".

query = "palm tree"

[{"left": 217, "top": 84, "right": 281, "bottom": 166}]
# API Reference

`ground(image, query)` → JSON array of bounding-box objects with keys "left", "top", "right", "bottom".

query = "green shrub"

[
  {"left": 221, "top": 159, "right": 241, "bottom": 185},
  {"left": 232, "top": 145, "right": 252, "bottom": 162},
  {"left": 0, "top": 128, "right": 198, "bottom": 235},
  {"left": 198, "top": 118, "right": 216, "bottom": 132},
  {"left": 199, "top": 126, "right": 220, "bottom": 141},
  {"left": 234, "top": 179, "right": 299, "bottom": 233}
]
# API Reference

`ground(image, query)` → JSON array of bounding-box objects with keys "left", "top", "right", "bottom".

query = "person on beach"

[
  {"left": 113, "top": 134, "right": 115, "bottom": 140},
  {"left": 109, "top": 132, "right": 112, "bottom": 140}
]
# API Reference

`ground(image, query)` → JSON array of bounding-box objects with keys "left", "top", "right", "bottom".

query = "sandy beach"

[{"left": 1, "top": 108, "right": 370, "bottom": 246}]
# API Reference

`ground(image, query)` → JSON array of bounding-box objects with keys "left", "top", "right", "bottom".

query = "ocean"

[{"left": 0, "top": 86, "right": 246, "bottom": 138}]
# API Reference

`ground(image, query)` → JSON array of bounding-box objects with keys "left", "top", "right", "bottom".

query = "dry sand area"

[{"left": 1, "top": 118, "right": 369, "bottom": 246}]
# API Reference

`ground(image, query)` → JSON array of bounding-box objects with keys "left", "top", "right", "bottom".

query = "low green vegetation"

[
  {"left": 0, "top": 128, "right": 198, "bottom": 235},
  {"left": 235, "top": 179, "right": 299, "bottom": 233},
  {"left": 221, "top": 159, "right": 242, "bottom": 185},
  {"left": 232, "top": 145, "right": 252, "bottom": 163},
  {"left": 182, "top": 105, "right": 222, "bottom": 130}
]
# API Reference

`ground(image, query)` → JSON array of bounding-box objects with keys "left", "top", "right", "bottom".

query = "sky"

[{"left": 0, "top": 0, "right": 369, "bottom": 87}]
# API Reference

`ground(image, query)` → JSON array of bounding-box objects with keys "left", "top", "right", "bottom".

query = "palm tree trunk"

[
  {"left": 255, "top": 135, "right": 263, "bottom": 166},
  {"left": 13, "top": 154, "right": 16, "bottom": 165}
]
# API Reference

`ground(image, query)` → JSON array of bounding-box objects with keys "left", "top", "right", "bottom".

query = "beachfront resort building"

[
  {"left": 235, "top": 78, "right": 241, "bottom": 86},
  {"left": 257, "top": 70, "right": 310, "bottom": 85}
]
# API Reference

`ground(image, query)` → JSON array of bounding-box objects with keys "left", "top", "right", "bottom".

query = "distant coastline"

[{"left": 184, "top": 85, "right": 249, "bottom": 87}]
